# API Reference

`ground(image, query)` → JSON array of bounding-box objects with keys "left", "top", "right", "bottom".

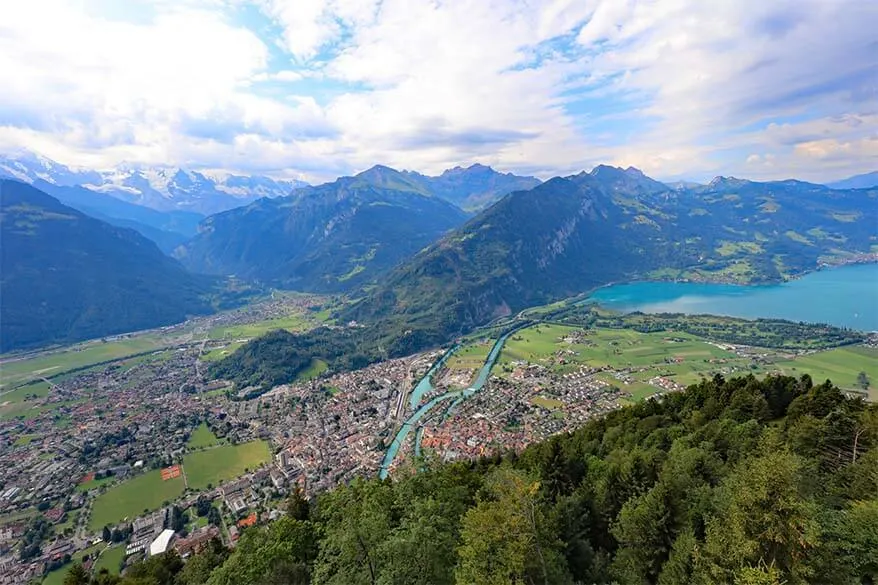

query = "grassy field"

[
  {"left": 183, "top": 441, "right": 271, "bottom": 490},
  {"left": 296, "top": 358, "right": 328, "bottom": 381},
  {"left": 207, "top": 315, "right": 314, "bottom": 341},
  {"left": 774, "top": 345, "right": 878, "bottom": 397},
  {"left": 494, "top": 323, "right": 877, "bottom": 402},
  {"left": 76, "top": 475, "right": 116, "bottom": 493},
  {"left": 0, "top": 335, "right": 167, "bottom": 390},
  {"left": 201, "top": 342, "right": 245, "bottom": 362},
  {"left": 188, "top": 423, "right": 221, "bottom": 449},
  {"left": 42, "top": 544, "right": 105, "bottom": 585},
  {"left": 531, "top": 396, "right": 565, "bottom": 410},
  {"left": 88, "top": 470, "right": 184, "bottom": 531},
  {"left": 94, "top": 545, "right": 126, "bottom": 575},
  {"left": 446, "top": 342, "right": 493, "bottom": 371},
  {"left": 497, "top": 324, "right": 736, "bottom": 374}
]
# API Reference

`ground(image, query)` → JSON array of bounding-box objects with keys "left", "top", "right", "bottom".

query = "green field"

[
  {"left": 531, "top": 396, "right": 565, "bottom": 410},
  {"left": 13, "top": 433, "right": 39, "bottom": 446},
  {"left": 447, "top": 342, "right": 493, "bottom": 371},
  {"left": 201, "top": 342, "right": 245, "bottom": 362},
  {"left": 188, "top": 423, "right": 221, "bottom": 449},
  {"left": 0, "top": 335, "right": 167, "bottom": 390},
  {"left": 94, "top": 545, "right": 126, "bottom": 575},
  {"left": 207, "top": 315, "right": 314, "bottom": 341},
  {"left": 183, "top": 441, "right": 271, "bottom": 490},
  {"left": 88, "top": 470, "right": 184, "bottom": 531},
  {"left": 493, "top": 324, "right": 878, "bottom": 402},
  {"left": 76, "top": 475, "right": 116, "bottom": 493},
  {"left": 774, "top": 345, "right": 878, "bottom": 397},
  {"left": 296, "top": 358, "right": 328, "bottom": 381},
  {"left": 42, "top": 544, "right": 105, "bottom": 585}
]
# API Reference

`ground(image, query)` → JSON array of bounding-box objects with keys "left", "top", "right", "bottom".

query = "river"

[
  {"left": 588, "top": 263, "right": 878, "bottom": 331},
  {"left": 378, "top": 327, "right": 523, "bottom": 479}
]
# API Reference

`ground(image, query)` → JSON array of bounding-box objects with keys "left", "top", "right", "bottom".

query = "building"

[{"left": 149, "top": 529, "right": 176, "bottom": 557}]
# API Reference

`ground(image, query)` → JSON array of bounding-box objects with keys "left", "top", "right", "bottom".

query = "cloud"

[{"left": 0, "top": 0, "right": 874, "bottom": 183}]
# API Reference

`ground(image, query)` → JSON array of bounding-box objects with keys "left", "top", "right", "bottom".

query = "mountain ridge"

[{"left": 0, "top": 180, "right": 213, "bottom": 352}]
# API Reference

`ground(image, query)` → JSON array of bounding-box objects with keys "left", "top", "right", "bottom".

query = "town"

[{"left": 1, "top": 303, "right": 875, "bottom": 584}]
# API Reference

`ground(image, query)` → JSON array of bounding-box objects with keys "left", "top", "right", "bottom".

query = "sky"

[{"left": 0, "top": 0, "right": 875, "bottom": 184}]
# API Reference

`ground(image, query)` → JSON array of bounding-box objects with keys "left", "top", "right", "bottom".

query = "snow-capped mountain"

[{"left": 0, "top": 152, "right": 309, "bottom": 215}]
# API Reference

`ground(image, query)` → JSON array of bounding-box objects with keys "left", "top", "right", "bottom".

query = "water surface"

[{"left": 588, "top": 263, "right": 878, "bottom": 331}]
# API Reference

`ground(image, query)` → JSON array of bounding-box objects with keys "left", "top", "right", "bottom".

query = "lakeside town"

[{"left": 1, "top": 299, "right": 875, "bottom": 584}]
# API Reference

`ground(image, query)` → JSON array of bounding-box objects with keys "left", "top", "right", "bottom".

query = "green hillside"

[
  {"left": 177, "top": 166, "right": 469, "bottom": 292},
  {"left": 342, "top": 169, "right": 877, "bottom": 347},
  {"left": 0, "top": 180, "right": 212, "bottom": 351}
]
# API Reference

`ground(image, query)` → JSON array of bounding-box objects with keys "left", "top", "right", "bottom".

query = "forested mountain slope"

[
  {"left": 177, "top": 167, "right": 469, "bottom": 292},
  {"left": 343, "top": 169, "right": 877, "bottom": 346},
  {"left": 0, "top": 181, "right": 212, "bottom": 351},
  {"left": 64, "top": 374, "right": 878, "bottom": 584}
]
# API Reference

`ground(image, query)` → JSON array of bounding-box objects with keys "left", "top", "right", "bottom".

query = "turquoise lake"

[{"left": 588, "top": 263, "right": 878, "bottom": 332}]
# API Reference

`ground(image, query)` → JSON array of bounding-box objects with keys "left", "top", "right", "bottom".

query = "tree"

[
  {"left": 857, "top": 371, "right": 870, "bottom": 390},
  {"left": 287, "top": 486, "right": 310, "bottom": 521},
  {"left": 455, "top": 468, "right": 571, "bottom": 585},
  {"left": 102, "top": 525, "right": 112, "bottom": 542},
  {"left": 63, "top": 563, "right": 90, "bottom": 585}
]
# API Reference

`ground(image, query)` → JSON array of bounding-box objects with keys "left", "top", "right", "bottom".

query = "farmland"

[
  {"left": 489, "top": 323, "right": 877, "bottom": 400},
  {"left": 0, "top": 335, "right": 167, "bottom": 390},
  {"left": 183, "top": 441, "right": 272, "bottom": 490},
  {"left": 88, "top": 470, "right": 185, "bottom": 531}
]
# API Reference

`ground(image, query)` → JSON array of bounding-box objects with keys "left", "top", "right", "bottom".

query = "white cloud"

[{"left": 0, "top": 0, "right": 874, "bottom": 183}]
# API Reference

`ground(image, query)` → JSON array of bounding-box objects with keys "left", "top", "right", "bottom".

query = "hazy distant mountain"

[
  {"left": 31, "top": 181, "right": 203, "bottom": 253},
  {"left": 826, "top": 171, "right": 878, "bottom": 190},
  {"left": 177, "top": 166, "right": 469, "bottom": 291},
  {"left": 0, "top": 180, "right": 212, "bottom": 351},
  {"left": 404, "top": 163, "right": 541, "bottom": 210},
  {"left": 0, "top": 152, "right": 309, "bottom": 215},
  {"left": 343, "top": 167, "right": 877, "bottom": 345}
]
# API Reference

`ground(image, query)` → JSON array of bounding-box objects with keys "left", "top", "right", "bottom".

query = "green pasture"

[
  {"left": 183, "top": 441, "right": 271, "bottom": 490},
  {"left": 446, "top": 342, "right": 493, "bottom": 371},
  {"left": 188, "top": 423, "right": 221, "bottom": 449},
  {"left": 88, "top": 470, "right": 184, "bottom": 531},
  {"left": 207, "top": 315, "right": 314, "bottom": 341},
  {"left": 297, "top": 358, "right": 328, "bottom": 381},
  {"left": 0, "top": 335, "right": 166, "bottom": 389},
  {"left": 94, "top": 545, "right": 126, "bottom": 575},
  {"left": 775, "top": 345, "right": 878, "bottom": 397}
]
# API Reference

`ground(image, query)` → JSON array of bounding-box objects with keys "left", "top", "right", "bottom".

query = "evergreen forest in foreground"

[{"left": 61, "top": 374, "right": 877, "bottom": 585}]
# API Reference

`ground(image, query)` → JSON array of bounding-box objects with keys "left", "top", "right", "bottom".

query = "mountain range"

[
  {"left": 2, "top": 159, "right": 876, "bottom": 354},
  {"left": 827, "top": 170, "right": 878, "bottom": 190},
  {"left": 176, "top": 166, "right": 471, "bottom": 291},
  {"left": 0, "top": 152, "right": 309, "bottom": 215},
  {"left": 342, "top": 166, "right": 878, "bottom": 346},
  {"left": 0, "top": 180, "right": 212, "bottom": 352}
]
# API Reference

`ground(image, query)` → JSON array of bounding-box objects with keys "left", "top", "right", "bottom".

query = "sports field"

[
  {"left": 88, "top": 469, "right": 184, "bottom": 531},
  {"left": 183, "top": 441, "right": 271, "bottom": 490},
  {"left": 188, "top": 423, "right": 221, "bottom": 449}
]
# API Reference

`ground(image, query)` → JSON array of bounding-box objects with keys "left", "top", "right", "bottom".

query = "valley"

[{"left": 2, "top": 281, "right": 875, "bottom": 582}]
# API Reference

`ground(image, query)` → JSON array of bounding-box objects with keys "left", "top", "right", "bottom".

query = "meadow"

[
  {"left": 88, "top": 470, "right": 184, "bottom": 531},
  {"left": 187, "top": 423, "right": 222, "bottom": 449},
  {"left": 0, "top": 334, "right": 167, "bottom": 389},
  {"left": 489, "top": 323, "right": 877, "bottom": 402},
  {"left": 183, "top": 441, "right": 271, "bottom": 490},
  {"left": 93, "top": 545, "right": 126, "bottom": 575},
  {"left": 773, "top": 345, "right": 878, "bottom": 398},
  {"left": 446, "top": 341, "right": 493, "bottom": 371}
]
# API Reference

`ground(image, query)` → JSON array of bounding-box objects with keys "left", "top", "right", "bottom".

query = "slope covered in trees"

[
  {"left": 0, "top": 180, "right": 213, "bottom": 351},
  {"left": 64, "top": 374, "right": 877, "bottom": 585},
  {"left": 342, "top": 169, "right": 877, "bottom": 346}
]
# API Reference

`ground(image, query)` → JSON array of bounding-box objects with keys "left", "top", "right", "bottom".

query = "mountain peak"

[{"left": 707, "top": 176, "right": 749, "bottom": 189}]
